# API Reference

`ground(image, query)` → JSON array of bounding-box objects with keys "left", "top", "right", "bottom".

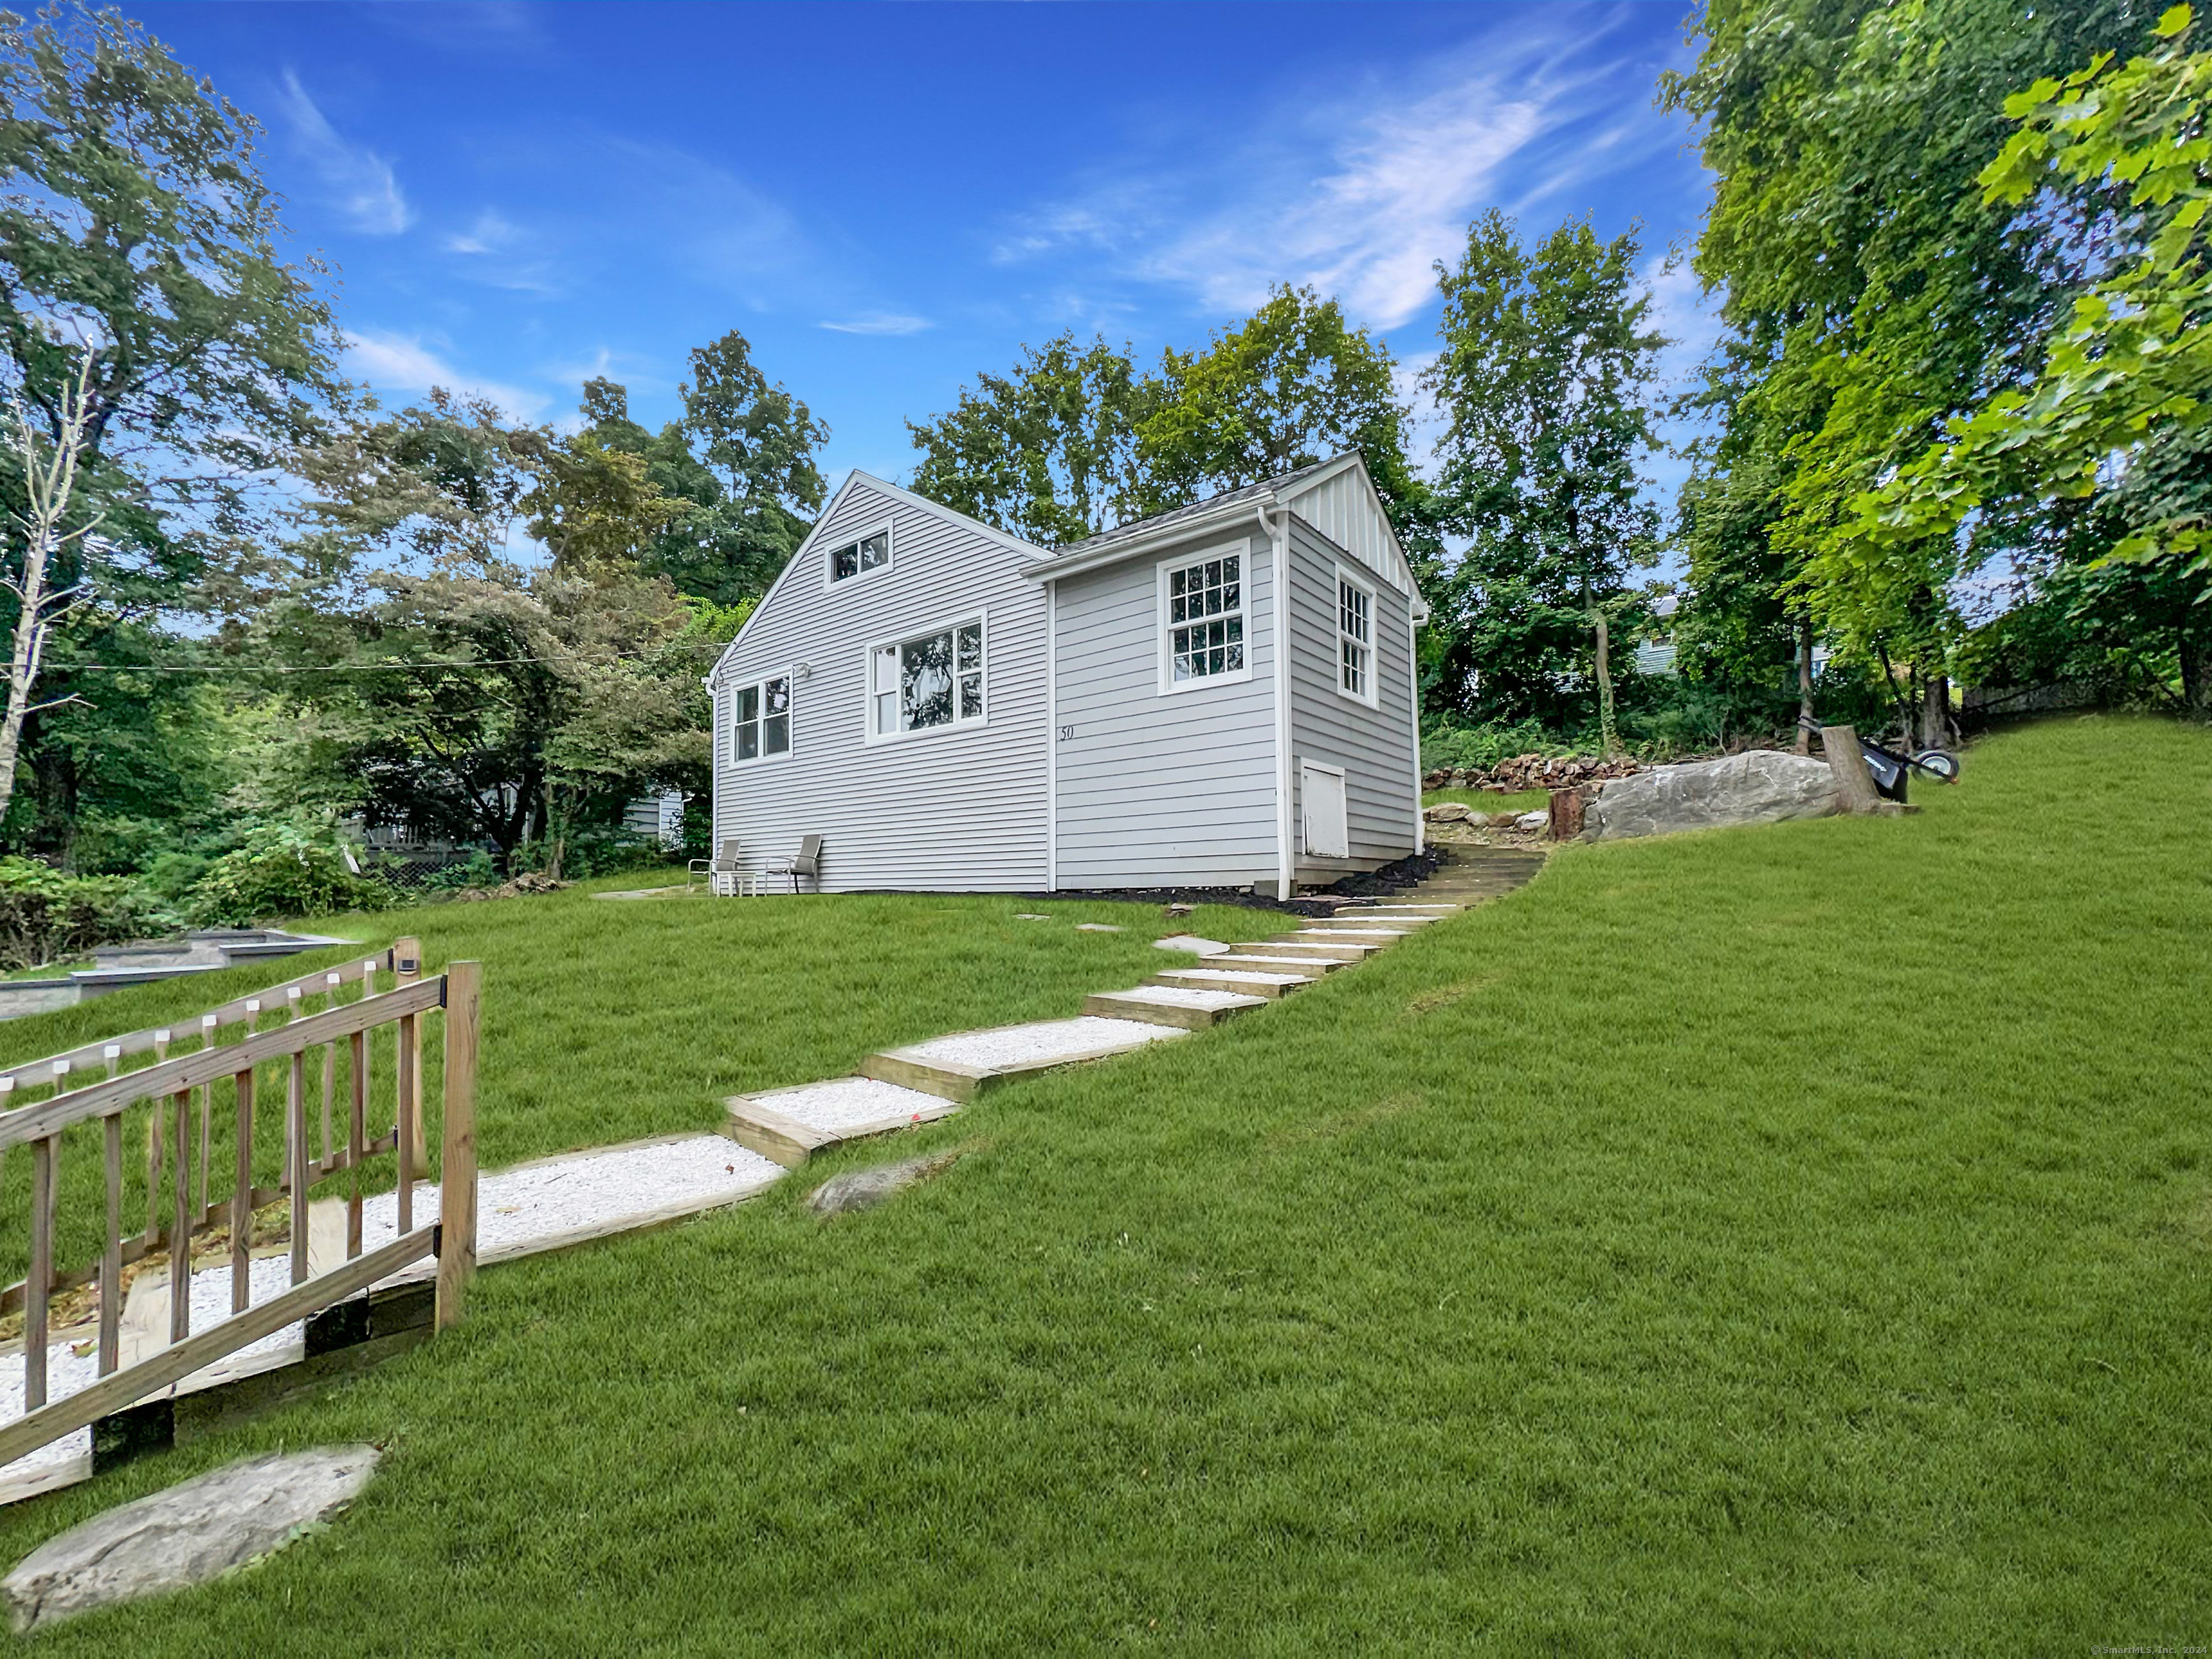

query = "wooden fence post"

[
  {"left": 436, "top": 961, "right": 481, "bottom": 1333},
  {"left": 393, "top": 937, "right": 429, "bottom": 1171},
  {"left": 1821, "top": 724, "right": 1883, "bottom": 816}
]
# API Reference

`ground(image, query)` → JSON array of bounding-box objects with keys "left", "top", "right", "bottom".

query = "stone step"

[
  {"left": 1083, "top": 986, "right": 1269, "bottom": 1030},
  {"left": 724, "top": 1076, "right": 958, "bottom": 1166},
  {"left": 1146, "top": 967, "right": 1315, "bottom": 999},
  {"left": 1254, "top": 938, "right": 1383, "bottom": 956},
  {"left": 1282, "top": 927, "right": 1409, "bottom": 943},
  {"left": 1205, "top": 953, "right": 1348, "bottom": 973},
  {"left": 1347, "top": 912, "right": 1438, "bottom": 925},
  {"left": 860, "top": 1017, "right": 1188, "bottom": 1103}
]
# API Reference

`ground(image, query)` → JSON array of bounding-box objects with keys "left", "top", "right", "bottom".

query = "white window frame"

[
  {"left": 1155, "top": 537, "right": 1254, "bottom": 696},
  {"left": 1335, "top": 564, "right": 1378, "bottom": 709},
  {"left": 727, "top": 671, "right": 796, "bottom": 768},
  {"left": 822, "top": 519, "right": 894, "bottom": 590},
  {"left": 861, "top": 610, "right": 989, "bottom": 746}
]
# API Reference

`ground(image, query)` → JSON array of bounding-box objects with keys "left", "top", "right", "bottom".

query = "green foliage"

[
  {"left": 1421, "top": 212, "right": 1664, "bottom": 731},
  {"left": 1417, "top": 715, "right": 1568, "bottom": 772},
  {"left": 1660, "top": 0, "right": 2139, "bottom": 675},
  {"left": 909, "top": 287, "right": 1424, "bottom": 552},
  {"left": 423, "top": 849, "right": 501, "bottom": 892},
  {"left": 907, "top": 333, "right": 1154, "bottom": 544},
  {"left": 0, "top": 855, "right": 176, "bottom": 970},
  {"left": 1861, "top": 6, "right": 2212, "bottom": 586},
  {"left": 185, "top": 821, "right": 395, "bottom": 926}
]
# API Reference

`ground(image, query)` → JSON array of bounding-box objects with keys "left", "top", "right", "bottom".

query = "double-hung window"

[
  {"left": 869, "top": 616, "right": 985, "bottom": 739},
  {"left": 1337, "top": 570, "right": 1376, "bottom": 706},
  {"left": 1161, "top": 547, "right": 1247, "bottom": 688},
  {"left": 827, "top": 526, "right": 891, "bottom": 584},
  {"left": 730, "top": 675, "right": 792, "bottom": 764}
]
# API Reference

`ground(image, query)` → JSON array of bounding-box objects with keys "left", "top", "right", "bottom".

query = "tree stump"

[
  {"left": 1547, "top": 786, "right": 1588, "bottom": 841},
  {"left": 1820, "top": 725, "right": 1883, "bottom": 815}
]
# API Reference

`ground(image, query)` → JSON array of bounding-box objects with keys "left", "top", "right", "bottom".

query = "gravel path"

[
  {"left": 898, "top": 1017, "right": 1185, "bottom": 1070},
  {"left": 752, "top": 1077, "right": 945, "bottom": 1136}
]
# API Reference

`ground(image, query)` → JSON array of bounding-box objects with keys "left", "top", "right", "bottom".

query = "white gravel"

[
  {"left": 750, "top": 1076, "right": 946, "bottom": 1135},
  {"left": 3, "top": 1255, "right": 305, "bottom": 1483},
  {"left": 349, "top": 1135, "right": 783, "bottom": 1260},
  {"left": 1157, "top": 968, "right": 1310, "bottom": 986},
  {"left": 1288, "top": 927, "right": 1408, "bottom": 940},
  {"left": 1154, "top": 934, "right": 1230, "bottom": 956},
  {"left": 897, "top": 1017, "right": 1185, "bottom": 1070},
  {"left": 1100, "top": 986, "right": 1262, "bottom": 1010}
]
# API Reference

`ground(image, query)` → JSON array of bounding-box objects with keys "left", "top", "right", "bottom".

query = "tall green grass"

[{"left": 2, "top": 716, "right": 2206, "bottom": 1653}]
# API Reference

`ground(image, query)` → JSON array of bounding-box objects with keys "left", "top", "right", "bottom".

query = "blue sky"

[{"left": 135, "top": 0, "right": 1717, "bottom": 503}]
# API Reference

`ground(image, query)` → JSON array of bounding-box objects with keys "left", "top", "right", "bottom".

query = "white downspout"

[
  {"left": 1046, "top": 576, "right": 1058, "bottom": 893},
  {"left": 1257, "top": 501, "right": 1294, "bottom": 902},
  {"left": 1409, "top": 603, "right": 1427, "bottom": 855}
]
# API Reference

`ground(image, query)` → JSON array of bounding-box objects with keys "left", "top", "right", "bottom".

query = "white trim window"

[
  {"left": 827, "top": 523, "right": 892, "bottom": 585},
  {"left": 1337, "top": 567, "right": 1377, "bottom": 706},
  {"left": 868, "top": 614, "right": 986, "bottom": 740},
  {"left": 729, "top": 674, "right": 793, "bottom": 765},
  {"left": 1159, "top": 543, "right": 1249, "bottom": 691}
]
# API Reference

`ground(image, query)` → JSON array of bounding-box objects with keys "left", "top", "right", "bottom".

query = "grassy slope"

[
  {"left": 0, "top": 885, "right": 1259, "bottom": 1287},
  {"left": 1421, "top": 786, "right": 1552, "bottom": 814},
  {"left": 4, "top": 716, "right": 2208, "bottom": 1653}
]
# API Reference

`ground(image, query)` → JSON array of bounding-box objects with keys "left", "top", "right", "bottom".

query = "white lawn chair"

[
  {"left": 688, "top": 839, "right": 754, "bottom": 896},
  {"left": 765, "top": 834, "right": 822, "bottom": 894}
]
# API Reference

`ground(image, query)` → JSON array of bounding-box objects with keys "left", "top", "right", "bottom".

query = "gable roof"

[
  {"left": 1024, "top": 451, "right": 1420, "bottom": 601},
  {"left": 703, "top": 470, "right": 1045, "bottom": 687}
]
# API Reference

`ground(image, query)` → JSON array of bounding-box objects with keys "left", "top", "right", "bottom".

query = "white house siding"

[
  {"left": 1285, "top": 518, "right": 1419, "bottom": 881},
  {"left": 1050, "top": 526, "right": 1280, "bottom": 890},
  {"left": 711, "top": 478, "right": 1048, "bottom": 892},
  {"left": 1280, "top": 464, "right": 1416, "bottom": 594}
]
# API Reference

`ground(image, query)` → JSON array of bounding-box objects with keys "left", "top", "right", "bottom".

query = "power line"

[{"left": 53, "top": 646, "right": 729, "bottom": 675}]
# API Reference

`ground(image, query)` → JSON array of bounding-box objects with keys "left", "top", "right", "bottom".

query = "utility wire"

[{"left": 52, "top": 646, "right": 729, "bottom": 674}]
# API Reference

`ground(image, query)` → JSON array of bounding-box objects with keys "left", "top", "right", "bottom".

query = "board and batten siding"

[
  {"left": 1049, "top": 526, "right": 1279, "bottom": 889},
  {"left": 1280, "top": 464, "right": 1417, "bottom": 594},
  {"left": 1285, "top": 518, "right": 1419, "bottom": 880},
  {"left": 711, "top": 477, "right": 1048, "bottom": 891}
]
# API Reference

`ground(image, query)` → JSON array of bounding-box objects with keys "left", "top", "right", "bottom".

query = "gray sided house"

[{"left": 706, "top": 454, "right": 1425, "bottom": 897}]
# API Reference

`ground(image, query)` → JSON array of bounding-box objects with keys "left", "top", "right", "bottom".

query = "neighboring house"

[
  {"left": 704, "top": 454, "right": 1426, "bottom": 898},
  {"left": 621, "top": 790, "right": 685, "bottom": 848}
]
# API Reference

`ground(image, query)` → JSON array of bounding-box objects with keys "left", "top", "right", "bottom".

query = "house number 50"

[{"left": 1058, "top": 724, "right": 1075, "bottom": 741}]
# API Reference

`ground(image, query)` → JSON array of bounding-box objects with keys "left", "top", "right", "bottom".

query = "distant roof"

[{"left": 1048, "top": 454, "right": 1346, "bottom": 558}]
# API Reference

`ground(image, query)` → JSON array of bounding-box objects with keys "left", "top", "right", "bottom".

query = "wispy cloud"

[
  {"left": 819, "top": 313, "right": 934, "bottom": 337},
  {"left": 996, "top": 6, "right": 1683, "bottom": 332},
  {"left": 272, "top": 71, "right": 413, "bottom": 236},
  {"left": 343, "top": 329, "right": 546, "bottom": 421},
  {"left": 443, "top": 210, "right": 562, "bottom": 295}
]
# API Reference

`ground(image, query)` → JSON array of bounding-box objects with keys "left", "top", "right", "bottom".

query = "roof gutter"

[{"left": 1020, "top": 495, "right": 1278, "bottom": 585}]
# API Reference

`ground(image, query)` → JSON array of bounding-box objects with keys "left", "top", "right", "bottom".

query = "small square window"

[{"left": 829, "top": 526, "right": 893, "bottom": 584}]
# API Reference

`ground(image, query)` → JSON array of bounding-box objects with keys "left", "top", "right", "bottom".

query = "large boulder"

[
  {"left": 1582, "top": 750, "right": 1839, "bottom": 842},
  {"left": 3, "top": 1445, "right": 379, "bottom": 1632}
]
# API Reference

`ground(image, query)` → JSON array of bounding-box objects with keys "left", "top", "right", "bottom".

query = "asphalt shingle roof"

[{"left": 1048, "top": 454, "right": 1349, "bottom": 557}]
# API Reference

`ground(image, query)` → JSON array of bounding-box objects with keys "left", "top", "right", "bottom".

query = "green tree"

[
  {"left": 0, "top": 4, "right": 346, "bottom": 851},
  {"left": 1660, "top": 0, "right": 2141, "bottom": 742},
  {"left": 1421, "top": 213, "right": 1665, "bottom": 747},
  {"left": 907, "top": 332, "right": 1155, "bottom": 544},
  {"left": 1858, "top": 4, "right": 2212, "bottom": 706},
  {"left": 271, "top": 393, "right": 721, "bottom": 868}
]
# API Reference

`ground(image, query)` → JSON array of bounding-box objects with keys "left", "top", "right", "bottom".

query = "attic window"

[{"left": 829, "top": 527, "right": 891, "bottom": 583}]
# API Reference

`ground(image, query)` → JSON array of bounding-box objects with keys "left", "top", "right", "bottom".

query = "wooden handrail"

[
  {"left": 0, "top": 945, "right": 396, "bottom": 1100},
  {"left": 0, "top": 977, "right": 444, "bottom": 1148},
  {"left": 0, "top": 1225, "right": 438, "bottom": 1470}
]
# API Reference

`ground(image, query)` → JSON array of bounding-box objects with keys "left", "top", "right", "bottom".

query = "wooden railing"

[{"left": 0, "top": 938, "right": 480, "bottom": 1471}]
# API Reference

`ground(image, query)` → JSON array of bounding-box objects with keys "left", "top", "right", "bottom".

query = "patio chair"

[
  {"left": 766, "top": 834, "right": 822, "bottom": 894},
  {"left": 688, "top": 838, "right": 752, "bottom": 896}
]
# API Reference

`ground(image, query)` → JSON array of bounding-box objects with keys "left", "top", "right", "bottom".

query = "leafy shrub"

[
  {"left": 1419, "top": 717, "right": 1569, "bottom": 773},
  {"left": 0, "top": 858, "right": 181, "bottom": 971},
  {"left": 187, "top": 822, "right": 397, "bottom": 925},
  {"left": 423, "top": 850, "right": 501, "bottom": 892},
  {"left": 513, "top": 828, "right": 673, "bottom": 881}
]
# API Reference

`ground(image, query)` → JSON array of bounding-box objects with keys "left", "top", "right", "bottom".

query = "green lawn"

[
  {"left": 4, "top": 716, "right": 2208, "bottom": 1652},
  {"left": 1421, "top": 786, "right": 1552, "bottom": 815}
]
